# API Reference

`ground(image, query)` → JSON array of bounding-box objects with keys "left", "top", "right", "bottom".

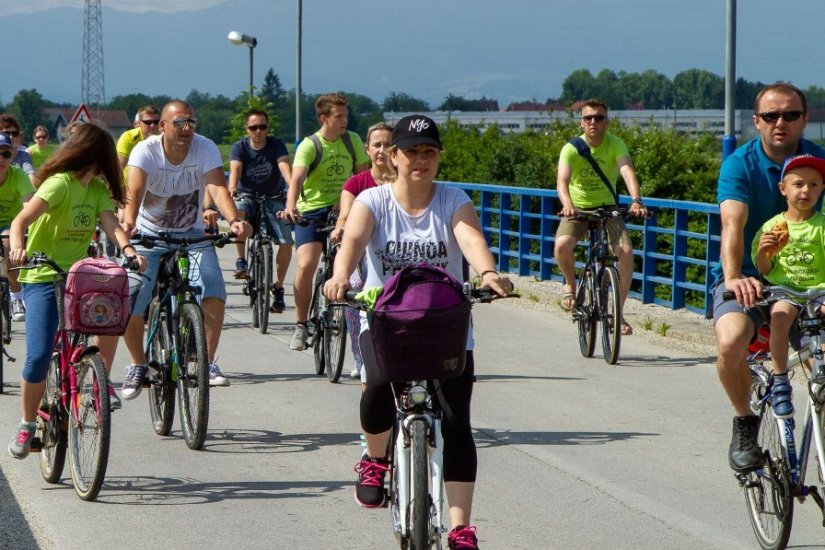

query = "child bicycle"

[
  {"left": 17, "top": 253, "right": 138, "bottom": 501},
  {"left": 344, "top": 276, "right": 517, "bottom": 549},
  {"left": 736, "top": 285, "right": 825, "bottom": 549},
  {"left": 132, "top": 231, "right": 233, "bottom": 450}
]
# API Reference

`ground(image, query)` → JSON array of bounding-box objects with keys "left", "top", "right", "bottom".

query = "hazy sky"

[{"left": 4, "top": 0, "right": 825, "bottom": 108}]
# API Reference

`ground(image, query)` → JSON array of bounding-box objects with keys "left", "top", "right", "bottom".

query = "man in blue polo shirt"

[{"left": 712, "top": 82, "right": 825, "bottom": 474}]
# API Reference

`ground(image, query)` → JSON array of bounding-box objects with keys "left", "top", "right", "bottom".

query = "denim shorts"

[
  {"left": 234, "top": 195, "right": 294, "bottom": 246},
  {"left": 130, "top": 229, "right": 226, "bottom": 315},
  {"left": 294, "top": 206, "right": 334, "bottom": 248}
]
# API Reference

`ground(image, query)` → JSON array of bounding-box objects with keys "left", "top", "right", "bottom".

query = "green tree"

[
  {"left": 560, "top": 69, "right": 597, "bottom": 105},
  {"left": 673, "top": 69, "right": 725, "bottom": 109},
  {"left": 107, "top": 93, "right": 170, "bottom": 120},
  {"left": 260, "top": 69, "right": 287, "bottom": 110},
  {"left": 382, "top": 92, "right": 430, "bottom": 113},
  {"left": 6, "top": 89, "right": 52, "bottom": 137}
]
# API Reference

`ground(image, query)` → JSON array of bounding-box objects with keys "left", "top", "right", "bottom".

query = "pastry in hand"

[{"left": 772, "top": 220, "right": 790, "bottom": 247}]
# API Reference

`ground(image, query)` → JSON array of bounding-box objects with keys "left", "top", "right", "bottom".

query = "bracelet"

[
  {"left": 480, "top": 270, "right": 498, "bottom": 278},
  {"left": 204, "top": 205, "right": 219, "bottom": 213},
  {"left": 121, "top": 244, "right": 135, "bottom": 253}
]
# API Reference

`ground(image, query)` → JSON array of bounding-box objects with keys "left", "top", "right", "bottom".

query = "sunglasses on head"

[
  {"left": 0, "top": 150, "right": 12, "bottom": 159},
  {"left": 141, "top": 119, "right": 160, "bottom": 126},
  {"left": 2, "top": 130, "right": 20, "bottom": 137},
  {"left": 582, "top": 114, "right": 606, "bottom": 123},
  {"left": 757, "top": 110, "right": 804, "bottom": 123},
  {"left": 247, "top": 124, "right": 268, "bottom": 132},
  {"left": 170, "top": 117, "right": 198, "bottom": 129}
]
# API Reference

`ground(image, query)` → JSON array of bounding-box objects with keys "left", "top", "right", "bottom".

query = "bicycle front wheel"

[
  {"left": 68, "top": 353, "right": 110, "bottom": 501},
  {"left": 744, "top": 376, "right": 794, "bottom": 550},
  {"left": 147, "top": 299, "right": 175, "bottom": 436},
  {"left": 576, "top": 268, "right": 597, "bottom": 358},
  {"left": 409, "top": 420, "right": 433, "bottom": 550},
  {"left": 1, "top": 278, "right": 10, "bottom": 345},
  {"left": 39, "top": 353, "right": 66, "bottom": 484},
  {"left": 599, "top": 266, "right": 622, "bottom": 365},
  {"left": 177, "top": 302, "right": 210, "bottom": 450},
  {"left": 256, "top": 242, "right": 272, "bottom": 334},
  {"left": 324, "top": 306, "right": 346, "bottom": 383},
  {"left": 311, "top": 269, "right": 325, "bottom": 376}
]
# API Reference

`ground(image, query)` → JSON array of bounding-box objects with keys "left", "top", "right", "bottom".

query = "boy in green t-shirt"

[{"left": 752, "top": 154, "right": 825, "bottom": 418}]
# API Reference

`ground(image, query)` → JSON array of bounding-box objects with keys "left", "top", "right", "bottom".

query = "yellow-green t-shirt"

[
  {"left": 117, "top": 127, "right": 144, "bottom": 184},
  {"left": 558, "top": 132, "right": 629, "bottom": 208},
  {"left": 0, "top": 165, "right": 35, "bottom": 227},
  {"left": 26, "top": 143, "right": 55, "bottom": 168},
  {"left": 293, "top": 131, "right": 368, "bottom": 212},
  {"left": 20, "top": 172, "right": 114, "bottom": 283},
  {"left": 751, "top": 212, "right": 825, "bottom": 292}
]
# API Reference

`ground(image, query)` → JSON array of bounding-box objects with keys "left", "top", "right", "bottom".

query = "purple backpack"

[{"left": 369, "top": 263, "right": 470, "bottom": 383}]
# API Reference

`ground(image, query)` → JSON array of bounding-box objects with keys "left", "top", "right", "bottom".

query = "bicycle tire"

[
  {"left": 324, "top": 306, "right": 346, "bottom": 383},
  {"left": 576, "top": 268, "right": 597, "bottom": 358},
  {"left": 147, "top": 299, "right": 175, "bottom": 436},
  {"left": 2, "top": 278, "right": 10, "bottom": 345},
  {"left": 250, "top": 240, "right": 261, "bottom": 329},
  {"left": 0, "top": 296, "right": 4, "bottom": 394},
  {"left": 38, "top": 353, "right": 66, "bottom": 484},
  {"left": 744, "top": 374, "right": 794, "bottom": 550},
  {"left": 311, "top": 269, "right": 325, "bottom": 375},
  {"left": 409, "top": 420, "right": 432, "bottom": 550},
  {"left": 257, "top": 243, "right": 272, "bottom": 334},
  {"left": 68, "top": 353, "right": 110, "bottom": 501},
  {"left": 177, "top": 302, "right": 210, "bottom": 450},
  {"left": 599, "top": 266, "right": 622, "bottom": 365}
]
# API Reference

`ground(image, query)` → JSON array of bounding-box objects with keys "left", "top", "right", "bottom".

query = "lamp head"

[{"left": 227, "top": 31, "right": 257, "bottom": 47}]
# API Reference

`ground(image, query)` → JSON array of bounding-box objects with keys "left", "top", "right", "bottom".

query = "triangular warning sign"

[{"left": 70, "top": 104, "right": 93, "bottom": 124}]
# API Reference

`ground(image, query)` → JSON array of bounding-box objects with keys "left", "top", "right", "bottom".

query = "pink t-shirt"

[{"left": 342, "top": 170, "right": 377, "bottom": 197}]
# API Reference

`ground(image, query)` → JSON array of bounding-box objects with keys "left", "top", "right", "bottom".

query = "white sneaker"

[
  {"left": 11, "top": 299, "right": 25, "bottom": 321},
  {"left": 350, "top": 366, "right": 361, "bottom": 379},
  {"left": 289, "top": 324, "right": 308, "bottom": 351},
  {"left": 208, "top": 363, "right": 230, "bottom": 387}
]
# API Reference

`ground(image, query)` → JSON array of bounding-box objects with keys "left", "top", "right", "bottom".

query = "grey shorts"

[
  {"left": 555, "top": 214, "right": 628, "bottom": 248},
  {"left": 712, "top": 281, "right": 802, "bottom": 347}
]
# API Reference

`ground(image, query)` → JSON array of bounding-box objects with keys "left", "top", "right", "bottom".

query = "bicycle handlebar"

[
  {"left": 131, "top": 231, "right": 234, "bottom": 249},
  {"left": 11, "top": 252, "right": 141, "bottom": 274},
  {"left": 342, "top": 285, "right": 520, "bottom": 309}
]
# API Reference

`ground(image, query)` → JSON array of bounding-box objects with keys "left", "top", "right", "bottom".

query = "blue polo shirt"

[{"left": 712, "top": 137, "right": 825, "bottom": 284}]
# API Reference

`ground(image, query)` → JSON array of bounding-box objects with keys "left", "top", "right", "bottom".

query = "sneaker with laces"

[
  {"left": 8, "top": 423, "right": 36, "bottom": 460},
  {"left": 448, "top": 525, "right": 479, "bottom": 550},
  {"left": 208, "top": 363, "right": 230, "bottom": 387},
  {"left": 11, "top": 299, "right": 25, "bottom": 321},
  {"left": 234, "top": 258, "right": 248, "bottom": 280},
  {"left": 354, "top": 456, "right": 389, "bottom": 508},
  {"left": 350, "top": 366, "right": 361, "bottom": 379},
  {"left": 771, "top": 375, "right": 794, "bottom": 419},
  {"left": 729, "top": 415, "right": 763, "bottom": 473},
  {"left": 290, "top": 324, "right": 309, "bottom": 351},
  {"left": 271, "top": 286, "right": 286, "bottom": 313},
  {"left": 108, "top": 381, "right": 122, "bottom": 411},
  {"left": 122, "top": 363, "right": 149, "bottom": 400}
]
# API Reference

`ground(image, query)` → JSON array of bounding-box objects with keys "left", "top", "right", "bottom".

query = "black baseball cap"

[{"left": 392, "top": 115, "right": 442, "bottom": 150}]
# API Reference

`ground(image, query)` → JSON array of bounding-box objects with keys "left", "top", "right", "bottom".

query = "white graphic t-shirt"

[{"left": 129, "top": 134, "right": 223, "bottom": 234}]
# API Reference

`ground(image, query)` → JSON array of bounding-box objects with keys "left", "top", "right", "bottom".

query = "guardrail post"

[
  {"left": 705, "top": 213, "right": 721, "bottom": 318},
  {"left": 541, "top": 195, "right": 556, "bottom": 280},
  {"left": 499, "top": 192, "right": 511, "bottom": 273},
  {"left": 672, "top": 209, "right": 688, "bottom": 309},
  {"left": 641, "top": 209, "right": 658, "bottom": 304}
]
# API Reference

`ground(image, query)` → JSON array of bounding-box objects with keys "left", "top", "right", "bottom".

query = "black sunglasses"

[
  {"left": 0, "top": 150, "right": 12, "bottom": 159},
  {"left": 247, "top": 124, "right": 268, "bottom": 132},
  {"left": 141, "top": 119, "right": 160, "bottom": 126},
  {"left": 582, "top": 114, "right": 606, "bottom": 123},
  {"left": 757, "top": 110, "right": 804, "bottom": 123},
  {"left": 2, "top": 130, "right": 20, "bottom": 137}
]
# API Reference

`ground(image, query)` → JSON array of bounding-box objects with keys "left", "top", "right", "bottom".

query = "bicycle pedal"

[{"left": 29, "top": 437, "right": 43, "bottom": 453}]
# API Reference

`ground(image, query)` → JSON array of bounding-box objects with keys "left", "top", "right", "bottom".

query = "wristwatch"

[{"left": 632, "top": 198, "right": 644, "bottom": 205}]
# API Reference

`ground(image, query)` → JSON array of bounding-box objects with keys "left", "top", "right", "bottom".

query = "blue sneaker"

[
  {"left": 772, "top": 375, "right": 794, "bottom": 419},
  {"left": 234, "top": 258, "right": 248, "bottom": 280}
]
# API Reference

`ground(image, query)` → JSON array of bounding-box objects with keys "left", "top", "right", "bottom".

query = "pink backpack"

[{"left": 63, "top": 258, "right": 130, "bottom": 335}]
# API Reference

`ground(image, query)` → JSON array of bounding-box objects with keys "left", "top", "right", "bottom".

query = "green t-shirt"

[
  {"left": 0, "top": 165, "right": 34, "bottom": 227},
  {"left": 26, "top": 143, "right": 55, "bottom": 168},
  {"left": 20, "top": 172, "right": 114, "bottom": 284},
  {"left": 751, "top": 212, "right": 825, "bottom": 292},
  {"left": 293, "top": 130, "right": 368, "bottom": 212},
  {"left": 558, "top": 132, "right": 629, "bottom": 208},
  {"left": 117, "top": 127, "right": 144, "bottom": 184}
]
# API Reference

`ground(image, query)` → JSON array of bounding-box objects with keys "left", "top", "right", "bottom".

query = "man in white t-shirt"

[{"left": 119, "top": 100, "right": 251, "bottom": 399}]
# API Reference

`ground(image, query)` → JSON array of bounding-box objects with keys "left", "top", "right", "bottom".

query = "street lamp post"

[
  {"left": 296, "top": 0, "right": 302, "bottom": 146},
  {"left": 227, "top": 30, "right": 258, "bottom": 97}
]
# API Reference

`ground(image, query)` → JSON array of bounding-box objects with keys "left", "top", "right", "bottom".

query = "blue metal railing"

[{"left": 444, "top": 181, "right": 721, "bottom": 317}]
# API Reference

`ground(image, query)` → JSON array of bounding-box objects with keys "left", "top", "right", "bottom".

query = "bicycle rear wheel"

[
  {"left": 68, "top": 352, "right": 110, "bottom": 501},
  {"left": 39, "top": 353, "right": 66, "bottom": 484},
  {"left": 409, "top": 420, "right": 433, "bottom": 550},
  {"left": 1, "top": 278, "right": 10, "bottom": 345},
  {"left": 576, "top": 268, "right": 597, "bottom": 358},
  {"left": 599, "top": 266, "right": 621, "bottom": 365},
  {"left": 147, "top": 299, "right": 175, "bottom": 436},
  {"left": 177, "top": 302, "right": 210, "bottom": 450},
  {"left": 324, "top": 306, "right": 347, "bottom": 383},
  {"left": 743, "top": 375, "right": 793, "bottom": 550},
  {"left": 256, "top": 242, "right": 272, "bottom": 334}
]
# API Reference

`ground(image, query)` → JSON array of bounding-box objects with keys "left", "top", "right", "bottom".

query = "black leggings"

[{"left": 360, "top": 347, "right": 477, "bottom": 483}]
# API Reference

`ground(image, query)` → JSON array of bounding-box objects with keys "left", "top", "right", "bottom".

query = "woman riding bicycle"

[
  {"left": 7, "top": 123, "right": 146, "bottom": 460},
  {"left": 324, "top": 115, "right": 511, "bottom": 550}
]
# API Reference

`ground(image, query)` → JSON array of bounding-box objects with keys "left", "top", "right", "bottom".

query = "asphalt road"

[{"left": 1, "top": 248, "right": 824, "bottom": 549}]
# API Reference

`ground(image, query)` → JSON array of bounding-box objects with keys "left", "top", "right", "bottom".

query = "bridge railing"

[{"left": 445, "top": 181, "right": 721, "bottom": 317}]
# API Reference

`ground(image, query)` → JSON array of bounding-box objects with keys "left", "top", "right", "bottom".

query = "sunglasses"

[
  {"left": 0, "top": 150, "right": 12, "bottom": 159},
  {"left": 34, "top": 135, "right": 48, "bottom": 139},
  {"left": 2, "top": 130, "right": 20, "bottom": 137},
  {"left": 757, "top": 110, "right": 804, "bottom": 123},
  {"left": 582, "top": 115, "right": 606, "bottom": 123},
  {"left": 247, "top": 124, "right": 268, "bottom": 132},
  {"left": 141, "top": 119, "right": 160, "bottom": 126},
  {"left": 170, "top": 117, "right": 198, "bottom": 129}
]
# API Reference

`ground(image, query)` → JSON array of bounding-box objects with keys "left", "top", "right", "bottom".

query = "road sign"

[{"left": 70, "top": 103, "right": 93, "bottom": 124}]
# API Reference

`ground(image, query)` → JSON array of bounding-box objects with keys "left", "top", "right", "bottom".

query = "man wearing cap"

[
  {"left": 713, "top": 82, "right": 825, "bottom": 474},
  {"left": 283, "top": 93, "right": 369, "bottom": 351},
  {"left": 0, "top": 132, "right": 35, "bottom": 321}
]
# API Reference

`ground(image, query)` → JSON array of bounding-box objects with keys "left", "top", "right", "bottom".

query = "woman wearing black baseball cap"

[{"left": 325, "top": 114, "right": 512, "bottom": 549}]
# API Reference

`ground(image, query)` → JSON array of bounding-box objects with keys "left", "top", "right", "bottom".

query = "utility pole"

[{"left": 82, "top": 0, "right": 106, "bottom": 113}]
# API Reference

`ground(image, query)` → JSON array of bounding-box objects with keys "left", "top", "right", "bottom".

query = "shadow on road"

[
  {"left": 617, "top": 355, "right": 717, "bottom": 368},
  {"left": 474, "top": 428, "right": 658, "bottom": 448},
  {"left": 224, "top": 371, "right": 327, "bottom": 385},
  {"left": 0, "top": 467, "right": 41, "bottom": 549},
  {"left": 202, "top": 428, "right": 361, "bottom": 454},
  {"left": 475, "top": 374, "right": 585, "bottom": 383}
]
